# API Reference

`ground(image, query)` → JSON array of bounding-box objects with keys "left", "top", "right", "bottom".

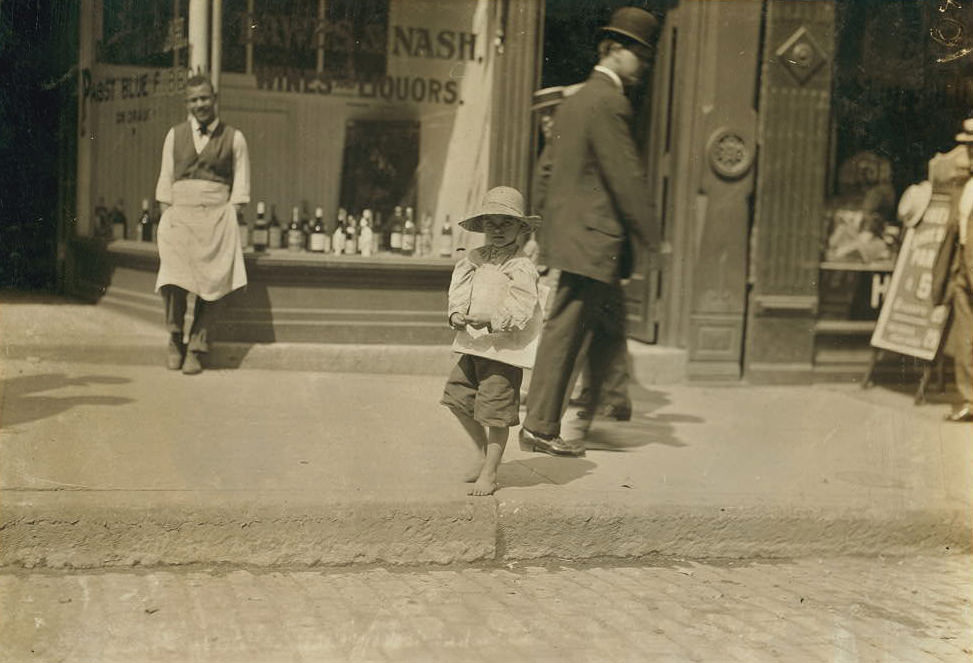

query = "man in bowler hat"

[{"left": 520, "top": 7, "right": 662, "bottom": 456}]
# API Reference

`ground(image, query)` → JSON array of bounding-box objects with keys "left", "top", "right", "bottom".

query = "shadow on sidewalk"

[
  {"left": 501, "top": 457, "right": 597, "bottom": 488},
  {"left": 581, "top": 386, "right": 700, "bottom": 452},
  {"left": 0, "top": 373, "right": 133, "bottom": 428}
]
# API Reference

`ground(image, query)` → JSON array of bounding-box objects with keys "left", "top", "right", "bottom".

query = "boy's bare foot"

[
  {"left": 467, "top": 478, "right": 498, "bottom": 496},
  {"left": 463, "top": 461, "right": 484, "bottom": 483}
]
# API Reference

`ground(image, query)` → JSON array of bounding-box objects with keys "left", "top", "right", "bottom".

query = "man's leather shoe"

[
  {"left": 568, "top": 390, "right": 591, "bottom": 408},
  {"left": 166, "top": 340, "right": 185, "bottom": 370},
  {"left": 182, "top": 351, "right": 203, "bottom": 375},
  {"left": 945, "top": 405, "right": 973, "bottom": 422},
  {"left": 577, "top": 404, "right": 632, "bottom": 421},
  {"left": 519, "top": 427, "right": 585, "bottom": 457}
]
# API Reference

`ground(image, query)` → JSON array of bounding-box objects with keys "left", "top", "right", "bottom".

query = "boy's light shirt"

[
  {"left": 447, "top": 245, "right": 539, "bottom": 332},
  {"left": 447, "top": 245, "right": 545, "bottom": 369}
]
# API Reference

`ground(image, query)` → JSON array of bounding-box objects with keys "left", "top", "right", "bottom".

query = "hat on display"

[
  {"left": 956, "top": 117, "right": 973, "bottom": 143},
  {"left": 531, "top": 86, "right": 565, "bottom": 112},
  {"left": 459, "top": 186, "right": 541, "bottom": 233},
  {"left": 896, "top": 180, "right": 933, "bottom": 228},
  {"left": 601, "top": 6, "right": 659, "bottom": 49}
]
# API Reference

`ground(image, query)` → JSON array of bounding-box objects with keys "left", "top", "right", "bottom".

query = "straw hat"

[
  {"left": 459, "top": 186, "right": 540, "bottom": 233},
  {"left": 601, "top": 6, "right": 659, "bottom": 49},
  {"left": 896, "top": 180, "right": 932, "bottom": 228},
  {"left": 956, "top": 117, "right": 973, "bottom": 143}
]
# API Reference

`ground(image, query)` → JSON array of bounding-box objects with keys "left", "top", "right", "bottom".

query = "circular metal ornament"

[{"left": 707, "top": 128, "right": 754, "bottom": 180}]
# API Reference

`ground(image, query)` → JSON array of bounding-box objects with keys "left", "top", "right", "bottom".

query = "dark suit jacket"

[
  {"left": 531, "top": 70, "right": 659, "bottom": 283},
  {"left": 932, "top": 207, "right": 973, "bottom": 305}
]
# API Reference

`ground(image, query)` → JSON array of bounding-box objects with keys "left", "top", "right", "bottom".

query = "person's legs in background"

[
  {"left": 161, "top": 284, "right": 188, "bottom": 370},
  {"left": 578, "top": 279, "right": 630, "bottom": 429},
  {"left": 947, "top": 276, "right": 973, "bottom": 421},
  {"left": 573, "top": 350, "right": 632, "bottom": 421}
]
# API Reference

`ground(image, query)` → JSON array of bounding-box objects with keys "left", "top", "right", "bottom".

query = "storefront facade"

[
  {"left": 67, "top": 0, "right": 965, "bottom": 381},
  {"left": 72, "top": 0, "right": 541, "bottom": 345}
]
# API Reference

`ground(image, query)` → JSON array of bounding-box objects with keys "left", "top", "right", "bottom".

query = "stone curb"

[{"left": 1, "top": 492, "right": 967, "bottom": 568}]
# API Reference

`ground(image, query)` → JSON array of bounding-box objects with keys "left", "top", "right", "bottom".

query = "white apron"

[{"left": 155, "top": 180, "right": 247, "bottom": 300}]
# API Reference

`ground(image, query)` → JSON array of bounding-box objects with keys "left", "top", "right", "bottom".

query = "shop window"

[
  {"left": 99, "top": 0, "right": 188, "bottom": 67},
  {"left": 339, "top": 120, "right": 420, "bottom": 215},
  {"left": 827, "top": 0, "right": 973, "bottom": 270},
  {"left": 222, "top": 0, "right": 389, "bottom": 82}
]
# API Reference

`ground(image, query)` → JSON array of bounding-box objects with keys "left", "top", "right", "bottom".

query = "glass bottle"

[
  {"left": 287, "top": 206, "right": 304, "bottom": 252},
  {"left": 268, "top": 205, "right": 283, "bottom": 249},
  {"left": 252, "top": 201, "right": 269, "bottom": 252},
  {"left": 138, "top": 199, "right": 152, "bottom": 242},
  {"left": 360, "top": 209, "right": 374, "bottom": 257},
  {"left": 110, "top": 199, "right": 127, "bottom": 240},
  {"left": 389, "top": 206, "right": 404, "bottom": 253},
  {"left": 438, "top": 214, "right": 454, "bottom": 257},
  {"left": 309, "top": 207, "right": 328, "bottom": 253},
  {"left": 402, "top": 206, "right": 416, "bottom": 256}
]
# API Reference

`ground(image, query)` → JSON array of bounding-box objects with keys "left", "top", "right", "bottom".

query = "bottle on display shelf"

[
  {"left": 419, "top": 212, "right": 434, "bottom": 257},
  {"left": 309, "top": 206, "right": 328, "bottom": 253},
  {"left": 287, "top": 206, "right": 304, "bottom": 252},
  {"left": 389, "top": 205, "right": 404, "bottom": 253},
  {"left": 300, "top": 205, "right": 312, "bottom": 248},
  {"left": 345, "top": 214, "right": 358, "bottom": 254},
  {"left": 438, "top": 214, "right": 454, "bottom": 258},
  {"left": 268, "top": 204, "right": 283, "bottom": 249},
  {"left": 237, "top": 207, "right": 250, "bottom": 250},
  {"left": 371, "top": 209, "right": 384, "bottom": 251},
  {"left": 401, "top": 206, "right": 416, "bottom": 256},
  {"left": 252, "top": 201, "right": 269, "bottom": 252},
  {"left": 138, "top": 198, "right": 152, "bottom": 242},
  {"left": 94, "top": 197, "right": 111, "bottom": 239},
  {"left": 360, "top": 209, "right": 375, "bottom": 257},
  {"left": 332, "top": 209, "right": 346, "bottom": 255},
  {"left": 110, "top": 199, "right": 128, "bottom": 240}
]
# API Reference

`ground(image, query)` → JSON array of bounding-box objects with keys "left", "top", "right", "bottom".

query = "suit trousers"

[
  {"left": 949, "top": 270, "right": 973, "bottom": 406},
  {"left": 576, "top": 347, "right": 631, "bottom": 409},
  {"left": 524, "top": 271, "right": 628, "bottom": 437},
  {"left": 161, "top": 285, "right": 223, "bottom": 353}
]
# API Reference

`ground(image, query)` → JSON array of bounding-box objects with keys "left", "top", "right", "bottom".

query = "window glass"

[
  {"left": 222, "top": 0, "right": 389, "bottom": 80},
  {"left": 100, "top": 0, "right": 188, "bottom": 67}
]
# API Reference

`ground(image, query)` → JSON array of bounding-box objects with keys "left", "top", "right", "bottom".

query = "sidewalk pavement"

[{"left": 1, "top": 294, "right": 970, "bottom": 568}]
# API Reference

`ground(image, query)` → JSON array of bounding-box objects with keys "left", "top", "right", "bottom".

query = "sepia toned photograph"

[{"left": 0, "top": 0, "right": 970, "bottom": 661}]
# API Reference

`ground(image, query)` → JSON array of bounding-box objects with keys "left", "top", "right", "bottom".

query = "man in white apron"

[{"left": 155, "top": 75, "right": 250, "bottom": 375}]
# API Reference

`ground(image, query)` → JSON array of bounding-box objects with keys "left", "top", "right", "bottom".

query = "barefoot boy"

[{"left": 441, "top": 186, "right": 542, "bottom": 496}]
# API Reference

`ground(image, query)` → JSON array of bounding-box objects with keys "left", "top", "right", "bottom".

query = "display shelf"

[{"left": 819, "top": 260, "right": 894, "bottom": 272}]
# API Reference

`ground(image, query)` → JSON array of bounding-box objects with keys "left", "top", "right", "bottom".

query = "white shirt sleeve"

[
  {"left": 230, "top": 130, "right": 251, "bottom": 206},
  {"left": 155, "top": 128, "right": 175, "bottom": 205}
]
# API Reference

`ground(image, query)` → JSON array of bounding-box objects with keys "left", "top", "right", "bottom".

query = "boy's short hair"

[{"left": 186, "top": 74, "right": 215, "bottom": 92}]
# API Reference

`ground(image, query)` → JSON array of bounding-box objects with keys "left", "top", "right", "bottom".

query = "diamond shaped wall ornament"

[{"left": 776, "top": 26, "right": 827, "bottom": 85}]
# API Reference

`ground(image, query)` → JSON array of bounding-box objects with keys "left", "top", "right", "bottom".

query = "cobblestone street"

[{"left": 2, "top": 555, "right": 970, "bottom": 662}]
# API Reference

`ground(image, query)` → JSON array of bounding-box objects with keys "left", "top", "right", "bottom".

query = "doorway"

[{"left": 537, "top": 0, "right": 677, "bottom": 343}]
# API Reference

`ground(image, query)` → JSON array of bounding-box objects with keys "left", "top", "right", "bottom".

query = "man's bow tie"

[{"left": 198, "top": 124, "right": 208, "bottom": 136}]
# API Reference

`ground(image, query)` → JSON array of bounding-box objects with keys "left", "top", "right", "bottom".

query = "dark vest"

[{"left": 172, "top": 121, "right": 235, "bottom": 185}]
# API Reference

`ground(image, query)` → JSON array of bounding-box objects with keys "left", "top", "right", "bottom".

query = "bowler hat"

[
  {"left": 459, "top": 186, "right": 540, "bottom": 233},
  {"left": 601, "top": 6, "right": 659, "bottom": 49},
  {"left": 956, "top": 117, "right": 973, "bottom": 143}
]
